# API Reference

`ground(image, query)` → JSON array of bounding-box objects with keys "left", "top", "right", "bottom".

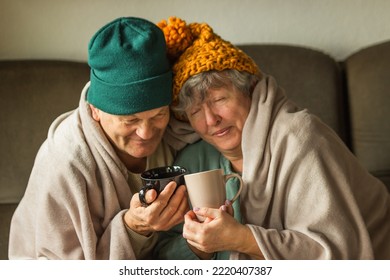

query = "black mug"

[{"left": 138, "top": 165, "right": 187, "bottom": 206}]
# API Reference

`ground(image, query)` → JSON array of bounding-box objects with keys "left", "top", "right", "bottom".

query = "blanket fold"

[
  {"left": 234, "top": 76, "right": 390, "bottom": 259},
  {"left": 9, "top": 82, "right": 196, "bottom": 259}
]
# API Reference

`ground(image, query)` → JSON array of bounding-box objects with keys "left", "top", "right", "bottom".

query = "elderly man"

[{"left": 9, "top": 17, "right": 193, "bottom": 259}]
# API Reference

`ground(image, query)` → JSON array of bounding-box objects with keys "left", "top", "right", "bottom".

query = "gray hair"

[{"left": 172, "top": 69, "right": 260, "bottom": 120}]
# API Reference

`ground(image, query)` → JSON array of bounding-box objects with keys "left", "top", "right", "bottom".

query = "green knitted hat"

[{"left": 87, "top": 17, "right": 172, "bottom": 115}]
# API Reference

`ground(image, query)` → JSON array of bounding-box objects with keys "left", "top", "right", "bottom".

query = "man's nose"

[{"left": 136, "top": 121, "right": 154, "bottom": 139}]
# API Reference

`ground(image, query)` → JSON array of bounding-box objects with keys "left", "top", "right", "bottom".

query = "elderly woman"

[{"left": 155, "top": 17, "right": 390, "bottom": 260}]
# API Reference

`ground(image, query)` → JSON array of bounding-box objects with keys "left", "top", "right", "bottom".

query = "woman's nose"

[{"left": 204, "top": 106, "right": 221, "bottom": 126}]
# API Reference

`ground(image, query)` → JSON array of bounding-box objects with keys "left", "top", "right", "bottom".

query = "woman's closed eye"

[
  {"left": 214, "top": 97, "right": 226, "bottom": 103},
  {"left": 190, "top": 108, "right": 201, "bottom": 116}
]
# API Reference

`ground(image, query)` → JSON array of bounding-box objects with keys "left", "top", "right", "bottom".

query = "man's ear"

[{"left": 89, "top": 104, "right": 101, "bottom": 121}]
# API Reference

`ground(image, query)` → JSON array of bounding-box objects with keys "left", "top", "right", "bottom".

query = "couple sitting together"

[{"left": 9, "top": 16, "right": 390, "bottom": 260}]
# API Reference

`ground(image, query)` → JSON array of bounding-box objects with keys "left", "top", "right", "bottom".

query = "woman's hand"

[
  {"left": 183, "top": 206, "right": 265, "bottom": 259},
  {"left": 183, "top": 207, "right": 242, "bottom": 253}
]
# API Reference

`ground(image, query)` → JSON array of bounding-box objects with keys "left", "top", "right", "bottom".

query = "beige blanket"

[
  {"left": 9, "top": 82, "right": 198, "bottom": 259},
  {"left": 233, "top": 76, "right": 390, "bottom": 259}
]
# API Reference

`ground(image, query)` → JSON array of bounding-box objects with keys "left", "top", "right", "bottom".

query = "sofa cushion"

[
  {"left": 345, "top": 41, "right": 390, "bottom": 190},
  {"left": 0, "top": 60, "right": 90, "bottom": 203},
  {"left": 0, "top": 203, "right": 18, "bottom": 260},
  {"left": 239, "top": 44, "right": 348, "bottom": 145}
]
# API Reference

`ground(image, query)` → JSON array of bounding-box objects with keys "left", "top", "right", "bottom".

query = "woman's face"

[{"left": 186, "top": 86, "right": 251, "bottom": 157}]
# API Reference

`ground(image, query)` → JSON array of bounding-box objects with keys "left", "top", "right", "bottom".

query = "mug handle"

[
  {"left": 224, "top": 173, "right": 243, "bottom": 203},
  {"left": 138, "top": 182, "right": 155, "bottom": 207}
]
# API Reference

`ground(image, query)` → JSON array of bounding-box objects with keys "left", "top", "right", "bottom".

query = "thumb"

[
  {"left": 220, "top": 200, "right": 234, "bottom": 216},
  {"left": 144, "top": 189, "right": 158, "bottom": 204},
  {"left": 131, "top": 189, "right": 158, "bottom": 208}
]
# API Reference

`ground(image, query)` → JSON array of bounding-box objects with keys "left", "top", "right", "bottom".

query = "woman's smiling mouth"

[{"left": 212, "top": 127, "right": 230, "bottom": 137}]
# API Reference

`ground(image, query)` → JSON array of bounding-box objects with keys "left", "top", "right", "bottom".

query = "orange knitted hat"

[{"left": 157, "top": 17, "right": 261, "bottom": 107}]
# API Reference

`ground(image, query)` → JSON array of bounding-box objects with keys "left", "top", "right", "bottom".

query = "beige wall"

[{"left": 1, "top": 0, "right": 389, "bottom": 61}]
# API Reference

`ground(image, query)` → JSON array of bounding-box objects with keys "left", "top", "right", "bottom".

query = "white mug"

[{"left": 184, "top": 169, "right": 243, "bottom": 221}]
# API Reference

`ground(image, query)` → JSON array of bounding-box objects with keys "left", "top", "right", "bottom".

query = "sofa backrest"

[
  {"left": 239, "top": 44, "right": 348, "bottom": 144},
  {"left": 1, "top": 44, "right": 388, "bottom": 205},
  {"left": 5, "top": 48, "right": 347, "bottom": 204},
  {"left": 0, "top": 60, "right": 90, "bottom": 203},
  {"left": 345, "top": 41, "right": 390, "bottom": 188}
]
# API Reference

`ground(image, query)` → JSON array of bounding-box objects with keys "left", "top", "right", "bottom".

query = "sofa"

[{"left": 1, "top": 41, "right": 389, "bottom": 259}]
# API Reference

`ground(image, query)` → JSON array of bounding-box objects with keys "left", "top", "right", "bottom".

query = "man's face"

[{"left": 90, "top": 105, "right": 170, "bottom": 160}]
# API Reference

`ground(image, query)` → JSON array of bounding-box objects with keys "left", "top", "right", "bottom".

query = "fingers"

[
  {"left": 183, "top": 207, "right": 232, "bottom": 239},
  {"left": 183, "top": 210, "right": 219, "bottom": 254},
  {"left": 138, "top": 181, "right": 179, "bottom": 209},
  {"left": 144, "top": 189, "right": 158, "bottom": 204},
  {"left": 158, "top": 184, "right": 189, "bottom": 226},
  {"left": 130, "top": 191, "right": 144, "bottom": 208},
  {"left": 126, "top": 182, "right": 189, "bottom": 234},
  {"left": 147, "top": 181, "right": 177, "bottom": 210},
  {"left": 193, "top": 200, "right": 234, "bottom": 222},
  {"left": 125, "top": 193, "right": 153, "bottom": 236},
  {"left": 193, "top": 207, "right": 220, "bottom": 221},
  {"left": 141, "top": 181, "right": 177, "bottom": 216},
  {"left": 185, "top": 210, "right": 198, "bottom": 221},
  {"left": 183, "top": 208, "right": 240, "bottom": 254},
  {"left": 163, "top": 184, "right": 187, "bottom": 211},
  {"left": 220, "top": 200, "right": 234, "bottom": 216},
  {"left": 145, "top": 183, "right": 189, "bottom": 231},
  {"left": 175, "top": 185, "right": 190, "bottom": 216},
  {"left": 183, "top": 211, "right": 199, "bottom": 240}
]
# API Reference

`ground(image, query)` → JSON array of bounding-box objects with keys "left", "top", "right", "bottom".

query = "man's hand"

[{"left": 123, "top": 181, "right": 188, "bottom": 236}]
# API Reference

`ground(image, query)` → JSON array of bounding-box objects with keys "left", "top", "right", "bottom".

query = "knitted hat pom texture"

[{"left": 157, "top": 17, "right": 261, "bottom": 107}]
